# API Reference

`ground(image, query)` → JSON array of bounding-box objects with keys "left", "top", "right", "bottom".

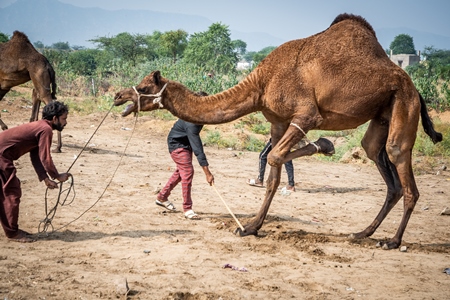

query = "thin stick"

[{"left": 211, "top": 183, "right": 245, "bottom": 231}]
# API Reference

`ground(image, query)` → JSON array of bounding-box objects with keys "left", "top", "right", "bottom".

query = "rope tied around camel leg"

[{"left": 290, "top": 122, "right": 320, "bottom": 153}]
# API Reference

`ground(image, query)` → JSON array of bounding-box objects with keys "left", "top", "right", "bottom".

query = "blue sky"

[{"left": 1, "top": 0, "right": 449, "bottom": 44}]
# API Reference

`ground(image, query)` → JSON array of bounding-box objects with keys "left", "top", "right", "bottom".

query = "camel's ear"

[{"left": 153, "top": 70, "right": 161, "bottom": 85}]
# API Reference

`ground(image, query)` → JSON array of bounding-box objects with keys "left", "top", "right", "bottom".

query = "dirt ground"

[{"left": 0, "top": 94, "right": 449, "bottom": 300}]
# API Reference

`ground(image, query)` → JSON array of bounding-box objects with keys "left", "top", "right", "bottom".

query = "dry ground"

[{"left": 0, "top": 94, "right": 449, "bottom": 299}]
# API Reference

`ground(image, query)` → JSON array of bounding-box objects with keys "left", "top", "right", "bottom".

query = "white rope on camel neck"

[
  {"left": 290, "top": 122, "right": 320, "bottom": 153},
  {"left": 132, "top": 82, "right": 168, "bottom": 109}
]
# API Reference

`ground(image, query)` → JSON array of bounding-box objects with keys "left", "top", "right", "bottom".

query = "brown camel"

[
  {"left": 0, "top": 31, "right": 62, "bottom": 152},
  {"left": 114, "top": 13, "right": 442, "bottom": 250}
]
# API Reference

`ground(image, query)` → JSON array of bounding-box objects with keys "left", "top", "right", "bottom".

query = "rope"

[
  {"left": 132, "top": 82, "right": 168, "bottom": 108},
  {"left": 211, "top": 183, "right": 245, "bottom": 231},
  {"left": 290, "top": 122, "right": 320, "bottom": 152},
  {"left": 38, "top": 174, "right": 75, "bottom": 233}
]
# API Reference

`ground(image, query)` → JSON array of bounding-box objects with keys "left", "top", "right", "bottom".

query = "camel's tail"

[
  {"left": 419, "top": 93, "right": 442, "bottom": 144},
  {"left": 49, "top": 67, "right": 57, "bottom": 100},
  {"left": 45, "top": 59, "right": 57, "bottom": 100}
]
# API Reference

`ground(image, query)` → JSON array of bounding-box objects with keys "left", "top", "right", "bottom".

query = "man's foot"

[
  {"left": 155, "top": 199, "right": 176, "bottom": 211},
  {"left": 184, "top": 210, "right": 201, "bottom": 220},
  {"left": 286, "top": 185, "right": 296, "bottom": 192},
  {"left": 247, "top": 178, "right": 264, "bottom": 188},
  {"left": 8, "top": 231, "right": 36, "bottom": 243}
]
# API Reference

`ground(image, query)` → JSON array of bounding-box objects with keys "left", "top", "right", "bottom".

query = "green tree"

[
  {"left": 184, "top": 23, "right": 238, "bottom": 73},
  {"left": 232, "top": 39, "right": 247, "bottom": 58},
  {"left": 67, "top": 49, "right": 99, "bottom": 76},
  {"left": 0, "top": 32, "right": 10, "bottom": 43},
  {"left": 143, "top": 31, "right": 163, "bottom": 61},
  {"left": 406, "top": 46, "right": 450, "bottom": 110},
  {"left": 389, "top": 34, "right": 416, "bottom": 55},
  {"left": 253, "top": 46, "right": 277, "bottom": 65},
  {"left": 43, "top": 49, "right": 70, "bottom": 69},
  {"left": 51, "top": 41, "right": 71, "bottom": 51},
  {"left": 33, "top": 41, "right": 45, "bottom": 50},
  {"left": 160, "top": 29, "right": 188, "bottom": 63},
  {"left": 72, "top": 45, "right": 85, "bottom": 51},
  {"left": 90, "top": 32, "right": 147, "bottom": 66},
  {"left": 243, "top": 51, "right": 256, "bottom": 62}
]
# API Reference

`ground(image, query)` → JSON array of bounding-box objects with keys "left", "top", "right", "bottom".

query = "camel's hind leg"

[
  {"left": 30, "top": 89, "right": 42, "bottom": 122},
  {"left": 0, "top": 89, "right": 10, "bottom": 130},
  {"left": 353, "top": 119, "right": 403, "bottom": 240},
  {"left": 357, "top": 100, "right": 420, "bottom": 249},
  {"left": 31, "top": 89, "right": 62, "bottom": 153}
]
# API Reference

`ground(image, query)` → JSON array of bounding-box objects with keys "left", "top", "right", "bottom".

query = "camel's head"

[{"left": 114, "top": 70, "right": 167, "bottom": 117}]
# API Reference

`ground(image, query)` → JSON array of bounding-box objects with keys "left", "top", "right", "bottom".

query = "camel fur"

[
  {"left": 114, "top": 13, "right": 442, "bottom": 250},
  {"left": 0, "top": 31, "right": 62, "bottom": 152}
]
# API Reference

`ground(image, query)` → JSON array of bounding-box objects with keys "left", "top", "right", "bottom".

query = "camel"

[
  {"left": 0, "top": 31, "right": 62, "bottom": 152},
  {"left": 113, "top": 13, "right": 442, "bottom": 250}
]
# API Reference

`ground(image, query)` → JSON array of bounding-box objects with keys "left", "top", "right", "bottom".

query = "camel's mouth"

[{"left": 121, "top": 103, "right": 135, "bottom": 117}]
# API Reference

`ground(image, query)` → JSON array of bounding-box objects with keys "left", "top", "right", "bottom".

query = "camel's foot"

[
  {"left": 376, "top": 240, "right": 401, "bottom": 250},
  {"left": 234, "top": 226, "right": 258, "bottom": 237},
  {"left": 349, "top": 231, "right": 400, "bottom": 250},
  {"left": 1, "top": 125, "right": 8, "bottom": 131},
  {"left": 52, "top": 148, "right": 62, "bottom": 153},
  {"left": 348, "top": 231, "right": 370, "bottom": 240},
  {"left": 315, "top": 138, "right": 335, "bottom": 156}
]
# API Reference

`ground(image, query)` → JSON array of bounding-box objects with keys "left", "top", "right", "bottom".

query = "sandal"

[
  {"left": 155, "top": 199, "right": 176, "bottom": 211},
  {"left": 247, "top": 178, "right": 264, "bottom": 188},
  {"left": 8, "top": 231, "right": 36, "bottom": 243},
  {"left": 184, "top": 210, "right": 200, "bottom": 220}
]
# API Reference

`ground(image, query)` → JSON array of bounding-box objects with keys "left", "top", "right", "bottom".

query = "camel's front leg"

[
  {"left": 269, "top": 121, "right": 335, "bottom": 166},
  {"left": 236, "top": 164, "right": 282, "bottom": 236}
]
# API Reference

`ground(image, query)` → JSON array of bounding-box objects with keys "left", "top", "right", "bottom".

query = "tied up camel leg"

[{"left": 237, "top": 118, "right": 334, "bottom": 236}]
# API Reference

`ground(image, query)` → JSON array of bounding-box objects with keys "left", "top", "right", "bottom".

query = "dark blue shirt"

[{"left": 167, "top": 119, "right": 208, "bottom": 167}]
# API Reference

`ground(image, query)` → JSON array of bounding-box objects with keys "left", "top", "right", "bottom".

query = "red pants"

[
  {"left": 0, "top": 157, "right": 22, "bottom": 238},
  {"left": 158, "top": 148, "right": 194, "bottom": 212}
]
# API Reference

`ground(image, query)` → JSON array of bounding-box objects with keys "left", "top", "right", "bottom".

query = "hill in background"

[{"left": 1, "top": 0, "right": 449, "bottom": 52}]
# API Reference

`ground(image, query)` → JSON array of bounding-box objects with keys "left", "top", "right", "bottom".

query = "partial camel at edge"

[
  {"left": 113, "top": 13, "right": 443, "bottom": 250},
  {"left": 0, "top": 30, "right": 62, "bottom": 152}
]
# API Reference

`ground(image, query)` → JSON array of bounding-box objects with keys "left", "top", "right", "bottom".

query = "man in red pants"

[{"left": 0, "top": 101, "right": 71, "bottom": 242}]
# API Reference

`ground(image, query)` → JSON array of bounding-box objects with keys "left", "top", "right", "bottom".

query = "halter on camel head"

[{"left": 132, "top": 82, "right": 168, "bottom": 110}]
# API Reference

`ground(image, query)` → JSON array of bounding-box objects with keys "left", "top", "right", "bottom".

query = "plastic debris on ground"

[{"left": 223, "top": 263, "right": 248, "bottom": 272}]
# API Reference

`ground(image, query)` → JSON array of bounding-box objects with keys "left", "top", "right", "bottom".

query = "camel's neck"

[{"left": 164, "top": 72, "right": 264, "bottom": 124}]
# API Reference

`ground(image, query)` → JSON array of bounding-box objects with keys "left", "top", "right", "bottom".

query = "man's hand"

[
  {"left": 202, "top": 166, "right": 214, "bottom": 186},
  {"left": 44, "top": 177, "right": 58, "bottom": 189},
  {"left": 55, "top": 173, "right": 71, "bottom": 182}
]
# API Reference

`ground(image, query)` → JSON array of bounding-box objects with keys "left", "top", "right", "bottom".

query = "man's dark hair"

[{"left": 42, "top": 101, "right": 69, "bottom": 120}]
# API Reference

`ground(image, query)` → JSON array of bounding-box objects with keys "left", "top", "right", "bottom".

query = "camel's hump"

[
  {"left": 12, "top": 31, "right": 31, "bottom": 43},
  {"left": 329, "top": 13, "right": 376, "bottom": 37}
]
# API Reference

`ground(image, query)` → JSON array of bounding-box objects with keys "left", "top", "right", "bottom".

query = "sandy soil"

[{"left": 0, "top": 94, "right": 449, "bottom": 300}]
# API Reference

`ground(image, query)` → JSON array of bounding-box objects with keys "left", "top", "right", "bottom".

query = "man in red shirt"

[{"left": 0, "top": 101, "right": 71, "bottom": 242}]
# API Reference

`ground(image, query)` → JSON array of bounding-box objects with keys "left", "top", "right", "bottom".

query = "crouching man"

[{"left": 0, "top": 101, "right": 71, "bottom": 242}]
